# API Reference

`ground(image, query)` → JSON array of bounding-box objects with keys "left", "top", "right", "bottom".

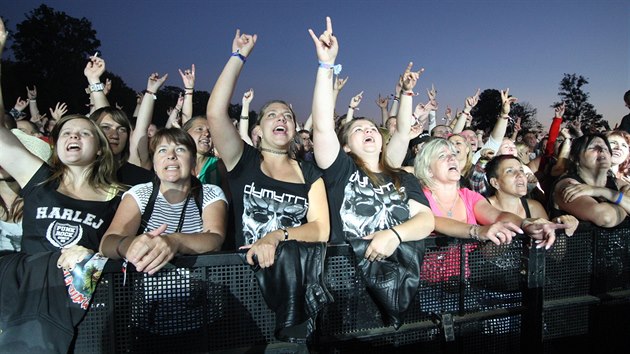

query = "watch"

[{"left": 85, "top": 82, "right": 105, "bottom": 94}]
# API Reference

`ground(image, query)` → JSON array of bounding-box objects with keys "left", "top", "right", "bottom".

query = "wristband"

[
  {"left": 29, "top": 99, "right": 37, "bottom": 102},
  {"left": 401, "top": 91, "right": 416, "bottom": 96},
  {"left": 184, "top": 92, "right": 193, "bottom": 96},
  {"left": 348, "top": 106, "right": 355, "bottom": 110},
  {"left": 240, "top": 116, "right": 249, "bottom": 120},
  {"left": 393, "top": 96, "right": 400, "bottom": 101},
  {"left": 184, "top": 87, "right": 194, "bottom": 90},
  {"left": 390, "top": 228, "right": 402, "bottom": 244},
  {"left": 231, "top": 50, "right": 247, "bottom": 62},
  {"left": 86, "top": 82, "right": 105, "bottom": 94},
  {"left": 469, "top": 225, "right": 481, "bottom": 241},
  {"left": 280, "top": 227, "right": 289, "bottom": 241},
  {"left": 144, "top": 89, "right": 157, "bottom": 100},
  {"left": 318, "top": 61, "right": 342, "bottom": 75},
  {"left": 500, "top": 115, "right": 510, "bottom": 119},
  {"left": 615, "top": 192, "right": 624, "bottom": 205}
]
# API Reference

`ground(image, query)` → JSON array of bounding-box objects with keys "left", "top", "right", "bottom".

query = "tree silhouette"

[
  {"left": 470, "top": 89, "right": 541, "bottom": 137},
  {"left": 3, "top": 4, "right": 137, "bottom": 119},
  {"left": 553, "top": 73, "right": 608, "bottom": 133}
]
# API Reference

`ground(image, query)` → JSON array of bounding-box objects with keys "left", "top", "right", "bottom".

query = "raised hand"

[
  {"left": 232, "top": 29, "right": 257, "bottom": 58},
  {"left": 427, "top": 84, "right": 437, "bottom": 107},
  {"left": 178, "top": 64, "right": 196, "bottom": 88},
  {"left": 14, "top": 97, "right": 29, "bottom": 112},
  {"left": 376, "top": 94, "right": 389, "bottom": 109},
  {"left": 333, "top": 76, "right": 349, "bottom": 92},
  {"left": 242, "top": 88, "right": 254, "bottom": 105},
  {"left": 401, "top": 62, "right": 424, "bottom": 92},
  {"left": 26, "top": 85, "right": 37, "bottom": 100},
  {"left": 49, "top": 102, "right": 68, "bottom": 120},
  {"left": 464, "top": 88, "right": 481, "bottom": 113},
  {"left": 554, "top": 102, "right": 566, "bottom": 118},
  {"left": 308, "top": 16, "right": 338, "bottom": 64},
  {"left": 103, "top": 78, "right": 112, "bottom": 96},
  {"left": 84, "top": 54, "right": 106, "bottom": 83},
  {"left": 500, "top": 88, "right": 518, "bottom": 117},
  {"left": 445, "top": 106, "right": 452, "bottom": 121},
  {"left": 349, "top": 91, "right": 363, "bottom": 109},
  {"left": 513, "top": 116, "right": 522, "bottom": 133},
  {"left": 147, "top": 72, "right": 168, "bottom": 93}
]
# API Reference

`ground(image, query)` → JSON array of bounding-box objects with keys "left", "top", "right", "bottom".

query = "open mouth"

[
  {"left": 273, "top": 126, "right": 287, "bottom": 134},
  {"left": 364, "top": 136, "right": 375, "bottom": 143},
  {"left": 67, "top": 143, "right": 81, "bottom": 151}
]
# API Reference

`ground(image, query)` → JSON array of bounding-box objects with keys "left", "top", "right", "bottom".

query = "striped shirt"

[{"left": 124, "top": 182, "right": 226, "bottom": 234}]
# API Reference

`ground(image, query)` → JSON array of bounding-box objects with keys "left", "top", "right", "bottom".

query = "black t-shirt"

[
  {"left": 117, "top": 161, "right": 154, "bottom": 186},
  {"left": 227, "top": 144, "right": 323, "bottom": 248},
  {"left": 323, "top": 148, "right": 429, "bottom": 244},
  {"left": 20, "top": 163, "right": 121, "bottom": 254}
]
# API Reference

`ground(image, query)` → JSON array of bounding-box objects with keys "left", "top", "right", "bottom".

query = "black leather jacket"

[
  {"left": 245, "top": 240, "right": 333, "bottom": 343},
  {"left": 347, "top": 239, "right": 425, "bottom": 330}
]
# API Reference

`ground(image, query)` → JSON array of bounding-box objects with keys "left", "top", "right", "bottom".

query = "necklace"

[
  {"left": 432, "top": 191, "right": 459, "bottom": 218},
  {"left": 260, "top": 147, "right": 288, "bottom": 155}
]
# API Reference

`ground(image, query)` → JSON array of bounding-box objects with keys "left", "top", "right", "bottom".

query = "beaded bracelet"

[{"left": 615, "top": 192, "right": 624, "bottom": 205}]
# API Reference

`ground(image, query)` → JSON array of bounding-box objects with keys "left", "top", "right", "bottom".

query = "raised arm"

[
  {"left": 0, "top": 17, "right": 42, "bottom": 187},
  {"left": 310, "top": 16, "right": 340, "bottom": 169},
  {"left": 453, "top": 88, "right": 480, "bottom": 134},
  {"left": 130, "top": 72, "right": 168, "bottom": 169},
  {"left": 239, "top": 88, "right": 255, "bottom": 146},
  {"left": 342, "top": 91, "right": 362, "bottom": 125},
  {"left": 26, "top": 85, "right": 41, "bottom": 121},
  {"left": 491, "top": 88, "right": 516, "bottom": 141},
  {"left": 83, "top": 53, "right": 110, "bottom": 110},
  {"left": 165, "top": 94, "right": 184, "bottom": 129},
  {"left": 386, "top": 62, "right": 424, "bottom": 167},
  {"left": 389, "top": 75, "right": 403, "bottom": 117},
  {"left": 179, "top": 65, "right": 195, "bottom": 125},
  {"left": 206, "top": 29, "right": 257, "bottom": 171},
  {"left": 376, "top": 94, "right": 389, "bottom": 127}
]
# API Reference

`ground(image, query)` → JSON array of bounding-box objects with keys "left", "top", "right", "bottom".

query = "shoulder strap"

[
  {"left": 191, "top": 176, "right": 203, "bottom": 215},
  {"left": 520, "top": 197, "right": 532, "bottom": 218},
  {"left": 137, "top": 177, "right": 160, "bottom": 235}
]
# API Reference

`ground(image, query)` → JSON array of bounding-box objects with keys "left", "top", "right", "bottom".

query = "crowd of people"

[{"left": 0, "top": 15, "right": 628, "bottom": 350}]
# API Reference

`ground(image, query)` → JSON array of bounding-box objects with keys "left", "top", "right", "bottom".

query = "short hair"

[
  {"left": 89, "top": 107, "right": 132, "bottom": 165},
  {"left": 484, "top": 154, "right": 522, "bottom": 195},
  {"left": 150, "top": 127, "right": 197, "bottom": 161},
  {"left": 414, "top": 138, "right": 458, "bottom": 189},
  {"left": 624, "top": 90, "right": 630, "bottom": 106}
]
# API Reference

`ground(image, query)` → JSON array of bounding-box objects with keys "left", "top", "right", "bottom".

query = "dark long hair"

[{"left": 337, "top": 119, "right": 404, "bottom": 193}]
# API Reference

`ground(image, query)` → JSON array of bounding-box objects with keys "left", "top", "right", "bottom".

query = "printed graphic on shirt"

[
  {"left": 64, "top": 253, "right": 108, "bottom": 310},
  {"left": 341, "top": 171, "right": 409, "bottom": 239},
  {"left": 37, "top": 206, "right": 104, "bottom": 248},
  {"left": 242, "top": 182, "right": 308, "bottom": 245}
]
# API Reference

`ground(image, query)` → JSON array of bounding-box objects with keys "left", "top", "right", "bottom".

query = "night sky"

[{"left": 2, "top": 0, "right": 629, "bottom": 129}]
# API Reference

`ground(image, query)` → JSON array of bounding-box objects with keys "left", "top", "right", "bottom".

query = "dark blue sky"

[{"left": 3, "top": 0, "right": 629, "bottom": 128}]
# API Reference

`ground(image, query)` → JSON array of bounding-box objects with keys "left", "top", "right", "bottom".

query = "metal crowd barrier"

[{"left": 74, "top": 220, "right": 630, "bottom": 353}]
